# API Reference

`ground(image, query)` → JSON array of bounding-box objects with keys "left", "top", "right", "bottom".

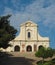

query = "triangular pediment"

[{"left": 20, "top": 21, "right": 37, "bottom": 27}]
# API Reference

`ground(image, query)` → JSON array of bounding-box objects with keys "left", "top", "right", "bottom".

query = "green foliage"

[
  {"left": 37, "top": 58, "right": 55, "bottom": 65},
  {"left": 35, "top": 47, "right": 47, "bottom": 59},
  {"left": 35, "top": 47, "right": 54, "bottom": 64},
  {"left": 43, "top": 62, "right": 52, "bottom": 65},
  {"left": 51, "top": 58, "right": 55, "bottom": 64},
  {"left": 35, "top": 48, "right": 45, "bottom": 58},
  {"left": 46, "top": 48, "right": 53, "bottom": 58},
  {"left": 52, "top": 49, "right": 55, "bottom": 55},
  {"left": 0, "top": 15, "right": 17, "bottom": 49},
  {"left": 35, "top": 47, "right": 53, "bottom": 59},
  {"left": 37, "top": 61, "right": 46, "bottom": 65},
  {"left": 37, "top": 63, "right": 43, "bottom": 65},
  {"left": 37, "top": 60, "right": 54, "bottom": 65}
]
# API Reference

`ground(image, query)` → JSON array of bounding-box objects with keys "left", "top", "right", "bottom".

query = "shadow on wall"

[{"left": 0, "top": 52, "right": 35, "bottom": 65}]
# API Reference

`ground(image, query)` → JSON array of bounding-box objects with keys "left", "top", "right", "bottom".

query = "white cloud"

[
  {"left": 25, "top": 0, "right": 55, "bottom": 28},
  {"left": 3, "top": 0, "right": 55, "bottom": 30},
  {"left": 3, "top": 7, "right": 13, "bottom": 15},
  {"left": 41, "top": 5, "right": 55, "bottom": 27}
]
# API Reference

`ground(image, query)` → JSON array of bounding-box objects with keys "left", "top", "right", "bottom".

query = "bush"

[
  {"left": 51, "top": 58, "right": 55, "bottom": 64},
  {"left": 37, "top": 61, "right": 46, "bottom": 65},
  {"left": 37, "top": 62, "right": 43, "bottom": 65},
  {"left": 37, "top": 61, "right": 52, "bottom": 65},
  {"left": 37, "top": 60, "right": 43, "bottom": 65},
  {"left": 52, "top": 49, "right": 55, "bottom": 55},
  {"left": 43, "top": 62, "right": 52, "bottom": 65}
]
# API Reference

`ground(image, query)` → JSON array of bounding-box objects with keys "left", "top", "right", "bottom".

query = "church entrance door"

[
  {"left": 14, "top": 45, "right": 20, "bottom": 52},
  {"left": 26, "top": 45, "right": 32, "bottom": 52}
]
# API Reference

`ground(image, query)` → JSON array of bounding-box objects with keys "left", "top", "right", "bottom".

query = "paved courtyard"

[
  {"left": 4, "top": 57, "right": 34, "bottom": 65},
  {"left": 1, "top": 52, "right": 37, "bottom": 65},
  {"left": 1, "top": 52, "right": 54, "bottom": 65}
]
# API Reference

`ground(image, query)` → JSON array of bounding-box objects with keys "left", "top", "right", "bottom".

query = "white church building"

[{"left": 6, "top": 21, "right": 49, "bottom": 52}]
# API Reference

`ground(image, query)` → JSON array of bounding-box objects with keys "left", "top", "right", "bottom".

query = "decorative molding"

[{"left": 12, "top": 40, "right": 49, "bottom": 42}]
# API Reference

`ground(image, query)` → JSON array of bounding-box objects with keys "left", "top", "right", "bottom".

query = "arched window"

[{"left": 28, "top": 32, "right": 30, "bottom": 38}]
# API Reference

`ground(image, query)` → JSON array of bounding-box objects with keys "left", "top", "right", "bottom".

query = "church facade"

[{"left": 6, "top": 21, "right": 49, "bottom": 52}]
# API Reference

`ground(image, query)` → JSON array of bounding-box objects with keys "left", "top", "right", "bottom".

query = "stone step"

[
  {"left": 10, "top": 52, "right": 35, "bottom": 56},
  {"left": 8, "top": 52, "right": 42, "bottom": 61}
]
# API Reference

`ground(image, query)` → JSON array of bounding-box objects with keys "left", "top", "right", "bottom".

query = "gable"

[{"left": 20, "top": 21, "right": 38, "bottom": 27}]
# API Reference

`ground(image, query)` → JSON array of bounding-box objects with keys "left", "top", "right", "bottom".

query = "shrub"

[
  {"left": 43, "top": 62, "right": 52, "bottom": 65},
  {"left": 51, "top": 58, "right": 55, "bottom": 64}
]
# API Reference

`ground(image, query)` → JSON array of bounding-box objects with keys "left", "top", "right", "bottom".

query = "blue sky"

[{"left": 0, "top": 0, "right": 55, "bottom": 48}]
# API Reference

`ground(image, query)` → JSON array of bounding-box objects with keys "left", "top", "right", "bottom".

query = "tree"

[
  {"left": 52, "top": 49, "right": 55, "bottom": 56},
  {"left": 0, "top": 15, "right": 17, "bottom": 49},
  {"left": 46, "top": 47, "right": 53, "bottom": 58},
  {"left": 35, "top": 47, "right": 54, "bottom": 64}
]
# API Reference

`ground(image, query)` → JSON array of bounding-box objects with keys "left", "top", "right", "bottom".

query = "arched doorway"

[
  {"left": 38, "top": 45, "right": 44, "bottom": 50},
  {"left": 14, "top": 45, "right": 20, "bottom": 52},
  {"left": 26, "top": 45, "right": 32, "bottom": 52}
]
